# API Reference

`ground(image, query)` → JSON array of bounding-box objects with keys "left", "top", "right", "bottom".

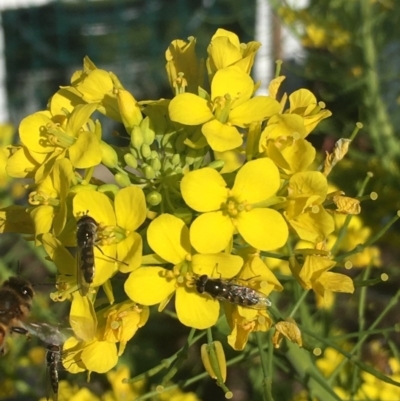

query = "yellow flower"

[
  {"left": 28, "top": 159, "right": 76, "bottom": 242},
  {"left": 106, "top": 365, "right": 145, "bottom": 401},
  {"left": 206, "top": 28, "right": 261, "bottom": 79},
  {"left": 289, "top": 253, "right": 354, "bottom": 300},
  {"left": 18, "top": 103, "right": 101, "bottom": 182},
  {"left": 169, "top": 66, "right": 280, "bottom": 152},
  {"left": 181, "top": 158, "right": 288, "bottom": 253},
  {"left": 272, "top": 319, "right": 303, "bottom": 348},
  {"left": 285, "top": 171, "right": 335, "bottom": 243},
  {"left": 65, "top": 295, "right": 148, "bottom": 374},
  {"left": 124, "top": 213, "right": 243, "bottom": 329},
  {"left": 73, "top": 186, "right": 146, "bottom": 290},
  {"left": 165, "top": 36, "right": 203, "bottom": 94},
  {"left": 101, "top": 300, "right": 149, "bottom": 355}
]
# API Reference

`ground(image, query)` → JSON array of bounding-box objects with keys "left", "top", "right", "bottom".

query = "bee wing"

[
  {"left": 24, "top": 322, "right": 67, "bottom": 345},
  {"left": 76, "top": 248, "right": 90, "bottom": 297}
]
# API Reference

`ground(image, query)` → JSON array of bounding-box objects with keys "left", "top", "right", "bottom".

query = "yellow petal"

[
  {"left": 73, "top": 190, "right": 116, "bottom": 226},
  {"left": 202, "top": 119, "right": 243, "bottom": 152},
  {"left": 6, "top": 147, "right": 43, "bottom": 179},
  {"left": 211, "top": 67, "right": 253, "bottom": 108},
  {"left": 314, "top": 272, "right": 354, "bottom": 294},
  {"left": 232, "top": 158, "right": 280, "bottom": 204},
  {"left": 50, "top": 88, "right": 85, "bottom": 116},
  {"left": 76, "top": 69, "right": 114, "bottom": 102},
  {"left": 275, "top": 320, "right": 303, "bottom": 347},
  {"left": 81, "top": 341, "right": 118, "bottom": 373},
  {"left": 207, "top": 35, "right": 242, "bottom": 71},
  {"left": 42, "top": 233, "right": 75, "bottom": 276},
  {"left": 19, "top": 111, "right": 54, "bottom": 153},
  {"left": 147, "top": 214, "right": 191, "bottom": 264},
  {"left": 289, "top": 171, "right": 328, "bottom": 201},
  {"left": 62, "top": 337, "right": 85, "bottom": 373},
  {"left": 169, "top": 93, "right": 213, "bottom": 125},
  {"left": 236, "top": 208, "right": 288, "bottom": 251},
  {"left": 181, "top": 168, "right": 227, "bottom": 212},
  {"left": 117, "top": 232, "right": 142, "bottom": 273},
  {"left": 288, "top": 207, "right": 334, "bottom": 243},
  {"left": 229, "top": 96, "right": 280, "bottom": 127},
  {"left": 67, "top": 103, "right": 98, "bottom": 133},
  {"left": 190, "top": 212, "right": 234, "bottom": 253},
  {"left": 115, "top": 186, "right": 146, "bottom": 230},
  {"left": 192, "top": 253, "right": 243, "bottom": 278},
  {"left": 68, "top": 132, "right": 102, "bottom": 169},
  {"left": 70, "top": 292, "right": 98, "bottom": 341},
  {"left": 175, "top": 287, "right": 220, "bottom": 329},
  {"left": 124, "top": 267, "right": 176, "bottom": 305},
  {"left": 30, "top": 205, "right": 54, "bottom": 244},
  {"left": 282, "top": 138, "right": 316, "bottom": 173}
]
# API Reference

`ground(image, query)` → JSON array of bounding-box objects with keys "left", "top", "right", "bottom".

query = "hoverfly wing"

[{"left": 229, "top": 284, "right": 272, "bottom": 309}]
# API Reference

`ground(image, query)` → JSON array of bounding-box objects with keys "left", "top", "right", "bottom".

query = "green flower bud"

[
  {"left": 115, "top": 172, "right": 131, "bottom": 187},
  {"left": 143, "top": 165, "right": 156, "bottom": 180},
  {"left": 208, "top": 160, "right": 225, "bottom": 170},
  {"left": 150, "top": 150, "right": 158, "bottom": 160},
  {"left": 124, "top": 153, "right": 138, "bottom": 169},
  {"left": 98, "top": 184, "right": 120, "bottom": 198},
  {"left": 171, "top": 153, "right": 181, "bottom": 166},
  {"left": 141, "top": 143, "right": 152, "bottom": 160},
  {"left": 151, "top": 157, "right": 161, "bottom": 172},
  {"left": 130, "top": 146, "right": 139, "bottom": 159},
  {"left": 131, "top": 125, "right": 144, "bottom": 151},
  {"left": 100, "top": 141, "right": 119, "bottom": 168},
  {"left": 146, "top": 190, "right": 162, "bottom": 206},
  {"left": 141, "top": 117, "right": 155, "bottom": 145}
]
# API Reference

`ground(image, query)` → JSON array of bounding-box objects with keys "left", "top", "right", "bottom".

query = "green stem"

[
  {"left": 255, "top": 331, "right": 274, "bottom": 401},
  {"left": 360, "top": 1, "right": 397, "bottom": 163}
]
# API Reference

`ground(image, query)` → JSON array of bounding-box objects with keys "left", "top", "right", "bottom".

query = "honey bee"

[
  {"left": 76, "top": 214, "right": 98, "bottom": 296},
  {"left": 195, "top": 275, "right": 272, "bottom": 309},
  {"left": 0, "top": 276, "right": 35, "bottom": 355}
]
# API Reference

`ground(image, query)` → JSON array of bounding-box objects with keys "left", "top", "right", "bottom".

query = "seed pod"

[{"left": 200, "top": 341, "right": 227, "bottom": 383}]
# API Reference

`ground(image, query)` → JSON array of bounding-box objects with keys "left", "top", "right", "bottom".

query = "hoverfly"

[
  {"left": 0, "top": 276, "right": 35, "bottom": 355},
  {"left": 22, "top": 322, "right": 68, "bottom": 401},
  {"left": 76, "top": 214, "right": 127, "bottom": 296},
  {"left": 76, "top": 214, "right": 98, "bottom": 296},
  {"left": 195, "top": 274, "right": 272, "bottom": 309}
]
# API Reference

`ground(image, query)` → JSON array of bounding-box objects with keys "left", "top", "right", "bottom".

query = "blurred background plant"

[{"left": 0, "top": 1, "right": 400, "bottom": 401}]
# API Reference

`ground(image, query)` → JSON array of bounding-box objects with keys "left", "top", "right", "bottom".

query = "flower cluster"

[{"left": 1, "top": 28, "right": 375, "bottom": 387}]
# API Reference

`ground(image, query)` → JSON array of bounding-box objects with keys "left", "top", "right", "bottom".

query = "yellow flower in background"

[
  {"left": 330, "top": 214, "right": 381, "bottom": 267},
  {"left": 181, "top": 158, "right": 288, "bottom": 253},
  {"left": 169, "top": 66, "right": 280, "bottom": 152},
  {"left": 206, "top": 28, "right": 261, "bottom": 79},
  {"left": 125, "top": 213, "right": 243, "bottom": 329},
  {"left": 166, "top": 36, "right": 204, "bottom": 94}
]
